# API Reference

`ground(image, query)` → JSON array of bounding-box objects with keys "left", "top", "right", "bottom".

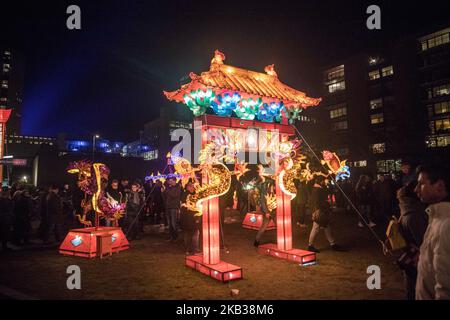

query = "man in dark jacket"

[
  {"left": 126, "top": 182, "right": 145, "bottom": 240},
  {"left": 180, "top": 182, "right": 201, "bottom": 254},
  {"left": 152, "top": 180, "right": 165, "bottom": 226},
  {"left": 307, "top": 175, "right": 345, "bottom": 253},
  {"left": 44, "top": 185, "right": 63, "bottom": 244},
  {"left": 163, "top": 178, "right": 181, "bottom": 241},
  {"left": 13, "top": 188, "right": 32, "bottom": 245}
]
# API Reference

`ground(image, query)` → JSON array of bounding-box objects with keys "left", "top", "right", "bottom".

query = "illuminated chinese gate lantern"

[{"left": 164, "top": 51, "right": 321, "bottom": 280}]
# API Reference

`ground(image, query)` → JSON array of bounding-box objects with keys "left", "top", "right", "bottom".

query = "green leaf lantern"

[
  {"left": 235, "top": 97, "right": 262, "bottom": 120},
  {"left": 183, "top": 89, "right": 215, "bottom": 116}
]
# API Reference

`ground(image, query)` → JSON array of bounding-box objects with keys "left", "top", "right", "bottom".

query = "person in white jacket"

[{"left": 414, "top": 165, "right": 450, "bottom": 300}]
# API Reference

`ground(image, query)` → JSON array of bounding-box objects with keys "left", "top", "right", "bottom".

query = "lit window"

[
  {"left": 429, "top": 37, "right": 436, "bottom": 48},
  {"left": 381, "top": 66, "right": 394, "bottom": 77},
  {"left": 332, "top": 120, "right": 348, "bottom": 131},
  {"left": 354, "top": 160, "right": 367, "bottom": 167},
  {"left": 421, "top": 41, "right": 428, "bottom": 51},
  {"left": 435, "top": 118, "right": 450, "bottom": 131},
  {"left": 329, "top": 106, "right": 347, "bottom": 119},
  {"left": 368, "top": 57, "right": 379, "bottom": 66},
  {"left": 429, "top": 121, "right": 436, "bottom": 134},
  {"left": 1, "top": 80, "right": 8, "bottom": 88},
  {"left": 376, "top": 159, "right": 401, "bottom": 172},
  {"left": 434, "top": 101, "right": 450, "bottom": 115},
  {"left": 368, "top": 70, "right": 380, "bottom": 80},
  {"left": 437, "top": 135, "right": 450, "bottom": 147},
  {"left": 143, "top": 149, "right": 159, "bottom": 160},
  {"left": 328, "top": 81, "right": 346, "bottom": 93},
  {"left": 369, "top": 98, "right": 383, "bottom": 109},
  {"left": 371, "top": 143, "right": 386, "bottom": 154},
  {"left": 433, "top": 84, "right": 450, "bottom": 97},
  {"left": 2, "top": 63, "right": 10, "bottom": 73},
  {"left": 421, "top": 31, "right": 450, "bottom": 51},
  {"left": 370, "top": 113, "right": 384, "bottom": 124},
  {"left": 426, "top": 137, "right": 436, "bottom": 148},
  {"left": 326, "top": 65, "right": 345, "bottom": 81}
]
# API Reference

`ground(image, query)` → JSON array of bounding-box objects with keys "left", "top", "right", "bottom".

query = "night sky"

[{"left": 1, "top": 0, "right": 449, "bottom": 141}]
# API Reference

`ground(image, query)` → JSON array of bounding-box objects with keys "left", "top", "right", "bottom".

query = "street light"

[{"left": 93, "top": 134, "right": 100, "bottom": 160}]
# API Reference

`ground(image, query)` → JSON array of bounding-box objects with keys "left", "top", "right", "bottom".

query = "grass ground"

[{"left": 0, "top": 210, "right": 405, "bottom": 300}]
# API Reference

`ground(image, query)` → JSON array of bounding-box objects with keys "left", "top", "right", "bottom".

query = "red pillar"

[
  {"left": 276, "top": 180, "right": 293, "bottom": 251},
  {"left": 201, "top": 123, "right": 220, "bottom": 265},
  {"left": 275, "top": 133, "right": 293, "bottom": 251},
  {"left": 202, "top": 196, "right": 220, "bottom": 265}
]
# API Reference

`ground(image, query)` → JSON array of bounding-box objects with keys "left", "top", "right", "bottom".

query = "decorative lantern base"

[
  {"left": 257, "top": 243, "right": 316, "bottom": 266},
  {"left": 59, "top": 227, "right": 129, "bottom": 258},
  {"left": 242, "top": 212, "right": 276, "bottom": 231},
  {"left": 185, "top": 254, "right": 243, "bottom": 282}
]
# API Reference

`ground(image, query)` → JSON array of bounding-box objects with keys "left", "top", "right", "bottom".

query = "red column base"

[
  {"left": 185, "top": 254, "right": 243, "bottom": 282},
  {"left": 242, "top": 212, "right": 276, "bottom": 231},
  {"left": 59, "top": 227, "right": 129, "bottom": 258},
  {"left": 257, "top": 243, "right": 316, "bottom": 266}
]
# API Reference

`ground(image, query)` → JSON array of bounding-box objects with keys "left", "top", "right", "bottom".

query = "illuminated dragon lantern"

[
  {"left": 67, "top": 160, "right": 125, "bottom": 226},
  {"left": 257, "top": 140, "right": 350, "bottom": 202},
  {"left": 171, "top": 143, "right": 249, "bottom": 216},
  {"left": 321, "top": 150, "right": 350, "bottom": 181},
  {"left": 258, "top": 139, "right": 313, "bottom": 201}
]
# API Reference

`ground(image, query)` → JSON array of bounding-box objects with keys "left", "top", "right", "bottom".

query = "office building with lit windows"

[
  {"left": 419, "top": 27, "right": 450, "bottom": 149},
  {"left": 305, "top": 26, "right": 450, "bottom": 175}
]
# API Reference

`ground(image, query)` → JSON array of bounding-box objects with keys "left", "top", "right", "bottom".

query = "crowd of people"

[
  {"left": 0, "top": 160, "right": 449, "bottom": 300},
  {"left": 285, "top": 161, "right": 450, "bottom": 300},
  {"left": 0, "top": 176, "right": 202, "bottom": 255}
]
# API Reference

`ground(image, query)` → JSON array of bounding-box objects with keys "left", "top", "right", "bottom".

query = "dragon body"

[{"left": 67, "top": 161, "right": 125, "bottom": 227}]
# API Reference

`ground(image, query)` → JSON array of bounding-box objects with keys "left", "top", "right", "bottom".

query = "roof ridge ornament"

[
  {"left": 189, "top": 72, "right": 199, "bottom": 80},
  {"left": 210, "top": 50, "right": 226, "bottom": 70},
  {"left": 264, "top": 64, "right": 278, "bottom": 77}
]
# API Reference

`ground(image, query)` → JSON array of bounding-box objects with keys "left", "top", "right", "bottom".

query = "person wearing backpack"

[{"left": 396, "top": 182, "right": 428, "bottom": 300}]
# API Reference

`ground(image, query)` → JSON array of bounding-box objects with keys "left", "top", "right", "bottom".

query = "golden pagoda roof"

[{"left": 164, "top": 50, "right": 321, "bottom": 108}]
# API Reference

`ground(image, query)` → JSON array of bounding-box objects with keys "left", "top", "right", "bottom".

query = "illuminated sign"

[{"left": 0, "top": 158, "right": 27, "bottom": 166}]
